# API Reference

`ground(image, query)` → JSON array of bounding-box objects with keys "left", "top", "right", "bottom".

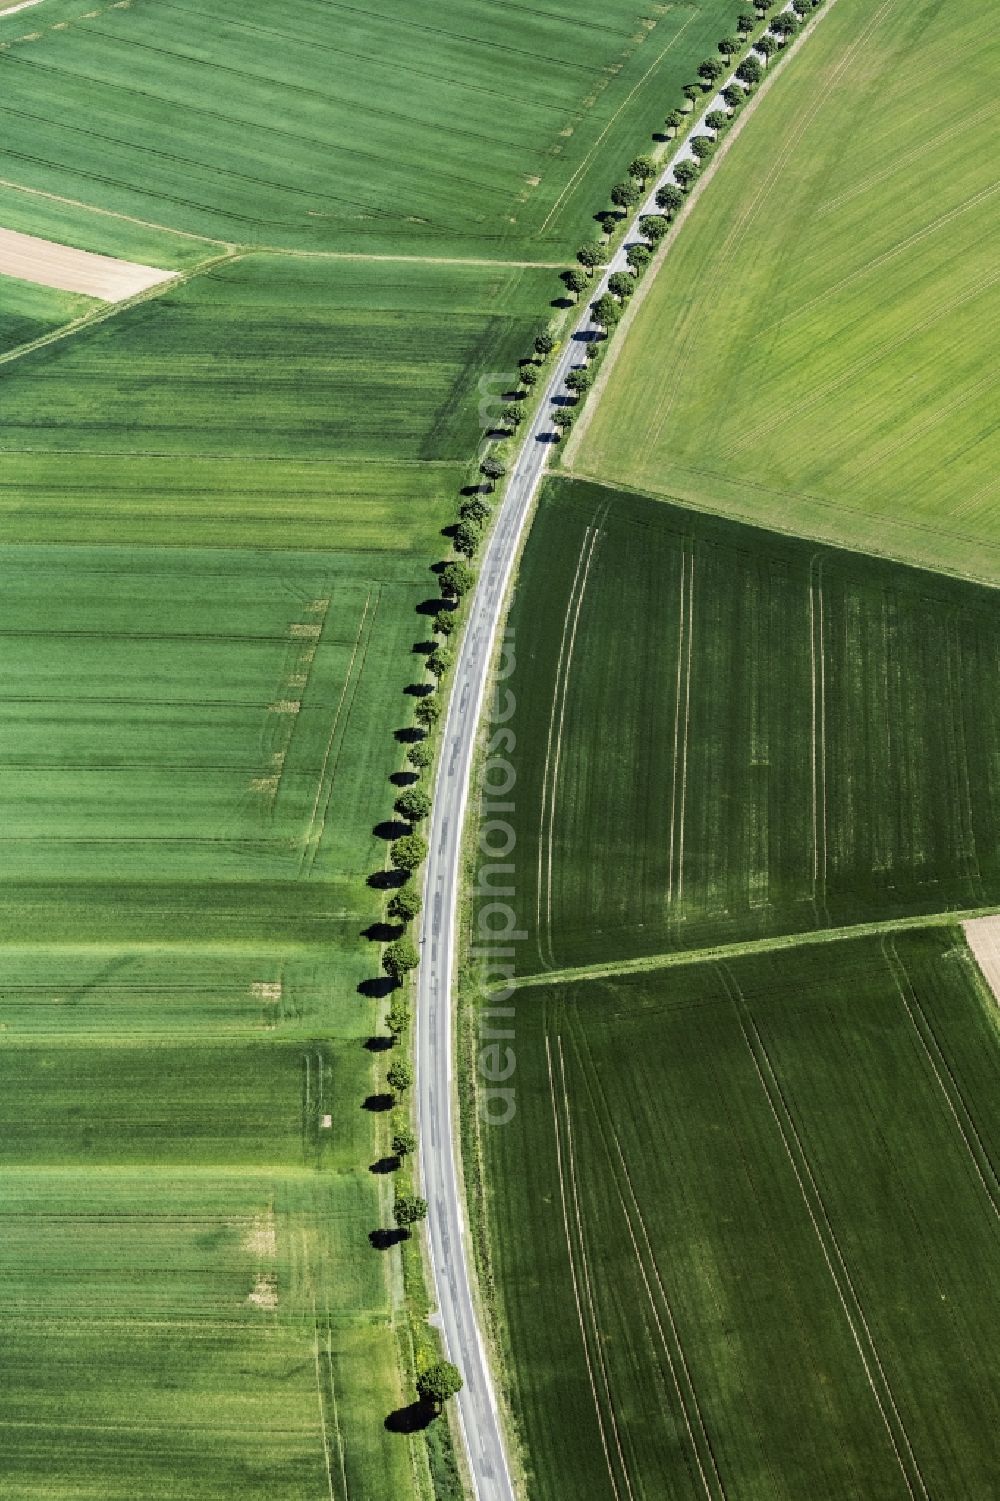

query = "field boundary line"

[
  {"left": 719, "top": 965, "right": 930, "bottom": 1501},
  {"left": 883, "top": 937, "right": 1000, "bottom": 1221},
  {"left": 562, "top": 1029, "right": 727, "bottom": 1501},
  {"left": 263, "top": 248, "right": 570, "bottom": 270},
  {"left": 501, "top": 906, "right": 1000, "bottom": 995},
  {"left": 0, "top": 174, "right": 233, "bottom": 249},
  {"left": 667, "top": 540, "right": 689, "bottom": 907},
  {"left": 544, "top": 1034, "right": 630, "bottom": 1501}
]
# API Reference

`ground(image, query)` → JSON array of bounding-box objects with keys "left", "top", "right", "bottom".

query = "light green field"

[
  {"left": 0, "top": 271, "right": 94, "bottom": 353},
  {"left": 491, "top": 477, "right": 1000, "bottom": 975},
  {"left": 475, "top": 928, "right": 1000, "bottom": 1500},
  {"left": 0, "top": 0, "right": 736, "bottom": 260},
  {"left": 572, "top": 0, "right": 1000, "bottom": 582}
]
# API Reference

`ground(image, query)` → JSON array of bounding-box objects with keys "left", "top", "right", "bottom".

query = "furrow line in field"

[
  {"left": 563, "top": 1028, "right": 728, "bottom": 1501},
  {"left": 883, "top": 937, "right": 1000, "bottom": 1221},
  {"left": 544, "top": 1034, "right": 629, "bottom": 1501},
  {"left": 720, "top": 964, "right": 930, "bottom": 1501}
]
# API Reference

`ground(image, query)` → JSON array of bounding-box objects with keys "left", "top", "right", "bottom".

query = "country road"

[{"left": 413, "top": 11, "right": 813, "bottom": 1499}]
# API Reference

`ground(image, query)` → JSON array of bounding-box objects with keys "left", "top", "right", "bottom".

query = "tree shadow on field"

[
  {"left": 385, "top": 1399, "right": 435, "bottom": 1433},
  {"left": 369, "top": 1227, "right": 408, "bottom": 1252},
  {"left": 364, "top": 1035, "right": 394, "bottom": 1053},
  {"left": 390, "top": 769, "right": 418, "bottom": 789},
  {"left": 358, "top": 975, "right": 397, "bottom": 1000},
  {"left": 369, "top": 1155, "right": 400, "bottom": 1175},
  {"left": 394, "top": 725, "right": 424, "bottom": 744},
  {"left": 368, "top": 868, "right": 408, "bottom": 891},
  {"left": 373, "top": 818, "right": 410, "bottom": 842},
  {"left": 362, "top": 1092, "right": 394, "bottom": 1114},
  {"left": 361, "top": 920, "right": 402, "bottom": 944}
]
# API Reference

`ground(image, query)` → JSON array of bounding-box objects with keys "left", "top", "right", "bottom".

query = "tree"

[
  {"left": 722, "top": 83, "right": 746, "bottom": 110},
  {"left": 551, "top": 409, "right": 575, "bottom": 437},
  {"left": 480, "top": 455, "right": 505, "bottom": 490},
  {"left": 388, "top": 885, "right": 422, "bottom": 924},
  {"left": 610, "top": 180, "right": 640, "bottom": 213},
  {"left": 690, "top": 134, "right": 715, "bottom": 161},
  {"left": 705, "top": 110, "right": 728, "bottom": 132},
  {"left": 562, "top": 266, "right": 588, "bottom": 301},
  {"left": 390, "top": 833, "right": 428, "bottom": 875},
  {"left": 628, "top": 154, "right": 657, "bottom": 185},
  {"left": 792, "top": 0, "right": 811, "bottom": 14},
  {"left": 417, "top": 1361, "right": 463, "bottom": 1411},
  {"left": 718, "top": 34, "right": 740, "bottom": 61},
  {"left": 664, "top": 109, "right": 684, "bottom": 136},
  {"left": 440, "top": 561, "right": 474, "bottom": 600},
  {"left": 674, "top": 159, "right": 701, "bottom": 189},
  {"left": 771, "top": 12, "right": 798, "bottom": 37},
  {"left": 607, "top": 270, "right": 635, "bottom": 300},
  {"left": 498, "top": 403, "right": 524, "bottom": 434},
  {"left": 383, "top": 938, "right": 419, "bottom": 982},
  {"left": 584, "top": 338, "right": 603, "bottom": 363},
  {"left": 407, "top": 740, "right": 432, "bottom": 771},
  {"left": 453, "top": 519, "right": 481, "bottom": 559},
  {"left": 577, "top": 240, "right": 607, "bottom": 277},
  {"left": 432, "top": 611, "right": 457, "bottom": 642},
  {"left": 396, "top": 787, "right": 432, "bottom": 823},
  {"left": 534, "top": 332, "right": 554, "bottom": 359},
  {"left": 393, "top": 1191, "right": 427, "bottom": 1230},
  {"left": 591, "top": 293, "right": 620, "bottom": 330},
  {"left": 682, "top": 82, "right": 700, "bottom": 109},
  {"left": 392, "top": 1125, "right": 417, "bottom": 1158},
  {"left": 736, "top": 11, "right": 756, "bottom": 37},
  {"left": 414, "top": 695, "right": 441, "bottom": 729},
  {"left": 697, "top": 57, "right": 724, "bottom": 85},
  {"left": 458, "top": 495, "right": 490, "bottom": 525},
  {"left": 387, "top": 1059, "right": 413, "bottom": 1095},
  {"left": 386, "top": 997, "right": 409, "bottom": 1039},
  {"left": 639, "top": 214, "right": 670, "bottom": 244},
  {"left": 519, "top": 363, "right": 538, "bottom": 390},
  {"left": 756, "top": 33, "right": 778, "bottom": 62},
  {"left": 426, "top": 644, "right": 452, "bottom": 679},
  {"left": 565, "top": 367, "right": 593, "bottom": 395},
  {"left": 656, "top": 182, "right": 684, "bottom": 215},
  {"left": 625, "top": 242, "right": 652, "bottom": 273},
  {"left": 735, "top": 54, "right": 763, "bottom": 86}
]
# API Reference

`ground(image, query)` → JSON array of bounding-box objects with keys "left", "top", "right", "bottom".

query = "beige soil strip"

[
  {"left": 0, "top": 225, "right": 176, "bottom": 301},
  {"left": 963, "top": 915, "right": 1000, "bottom": 1003}
]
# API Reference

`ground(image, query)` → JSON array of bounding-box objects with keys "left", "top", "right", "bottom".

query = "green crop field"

[
  {"left": 0, "top": 272, "right": 94, "bottom": 354},
  {"left": 0, "top": 0, "right": 736, "bottom": 260},
  {"left": 488, "top": 476, "right": 1000, "bottom": 975},
  {"left": 571, "top": 0, "right": 1000, "bottom": 583},
  {"left": 474, "top": 928, "right": 1000, "bottom": 1500}
]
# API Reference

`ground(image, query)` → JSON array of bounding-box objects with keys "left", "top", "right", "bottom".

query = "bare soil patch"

[
  {"left": 963, "top": 915, "right": 1000, "bottom": 1003},
  {"left": 0, "top": 226, "right": 175, "bottom": 301}
]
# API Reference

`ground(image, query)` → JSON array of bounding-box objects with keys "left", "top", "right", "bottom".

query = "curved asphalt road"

[{"left": 414, "top": 11, "right": 807, "bottom": 1499}]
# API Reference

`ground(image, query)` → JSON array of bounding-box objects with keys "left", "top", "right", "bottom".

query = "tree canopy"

[{"left": 416, "top": 1361, "right": 463, "bottom": 1409}]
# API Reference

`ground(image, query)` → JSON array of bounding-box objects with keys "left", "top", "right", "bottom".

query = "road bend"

[{"left": 414, "top": 14, "right": 809, "bottom": 1498}]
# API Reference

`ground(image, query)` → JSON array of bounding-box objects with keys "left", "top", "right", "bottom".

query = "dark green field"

[
  {"left": 492, "top": 477, "right": 1000, "bottom": 975},
  {"left": 477, "top": 928, "right": 1000, "bottom": 1500}
]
